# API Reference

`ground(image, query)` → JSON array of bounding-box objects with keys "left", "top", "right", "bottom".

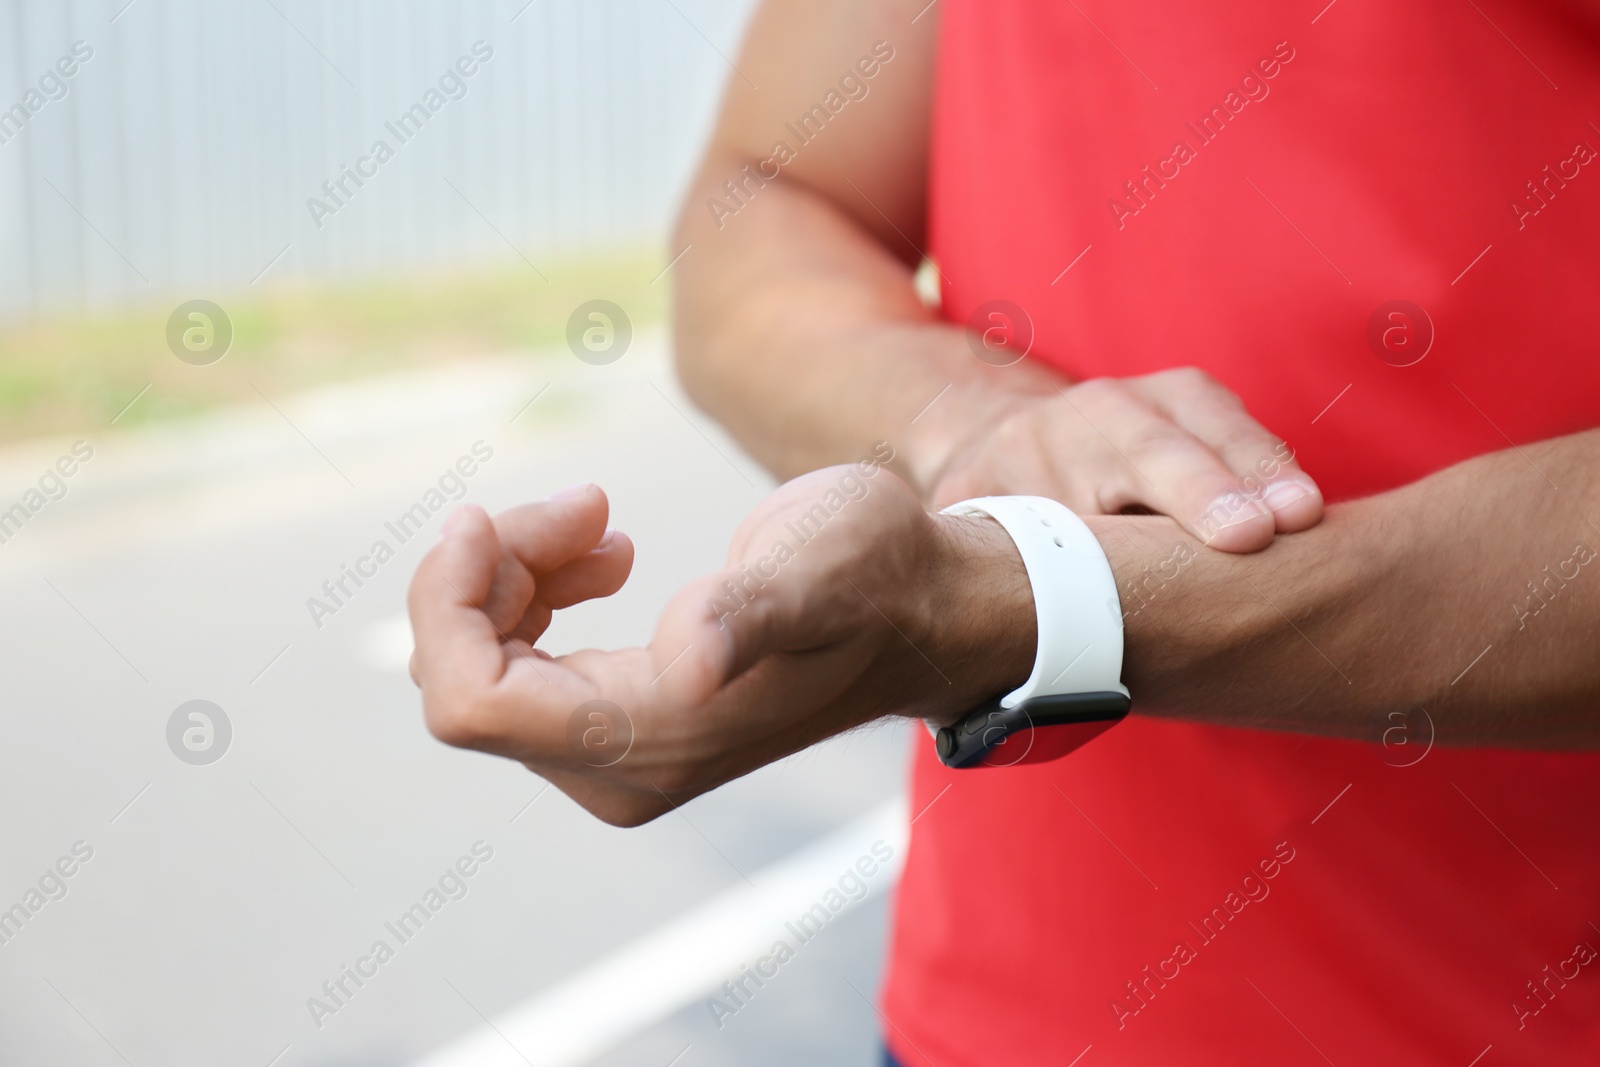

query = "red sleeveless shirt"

[{"left": 883, "top": 2, "right": 1600, "bottom": 1063}]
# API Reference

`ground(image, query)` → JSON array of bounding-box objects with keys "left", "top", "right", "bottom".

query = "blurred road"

[{"left": 0, "top": 333, "right": 913, "bottom": 1067}]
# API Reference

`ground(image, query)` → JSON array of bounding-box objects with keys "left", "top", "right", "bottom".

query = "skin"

[
  {"left": 409, "top": 428, "right": 1600, "bottom": 829},
  {"left": 407, "top": 0, "right": 1600, "bottom": 823},
  {"left": 408, "top": 472, "right": 1030, "bottom": 826}
]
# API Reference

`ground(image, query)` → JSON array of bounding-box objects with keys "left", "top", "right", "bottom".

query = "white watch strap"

[{"left": 940, "top": 496, "right": 1128, "bottom": 707}]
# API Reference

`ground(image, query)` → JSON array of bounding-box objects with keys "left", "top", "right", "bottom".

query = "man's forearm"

[
  {"left": 934, "top": 428, "right": 1600, "bottom": 748},
  {"left": 1088, "top": 430, "right": 1600, "bottom": 747},
  {"left": 671, "top": 167, "right": 1057, "bottom": 488}
]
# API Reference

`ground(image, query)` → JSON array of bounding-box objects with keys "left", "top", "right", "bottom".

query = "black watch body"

[{"left": 934, "top": 691, "right": 1131, "bottom": 769}]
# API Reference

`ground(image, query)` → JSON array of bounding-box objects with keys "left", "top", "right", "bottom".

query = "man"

[{"left": 409, "top": 0, "right": 1600, "bottom": 1061}]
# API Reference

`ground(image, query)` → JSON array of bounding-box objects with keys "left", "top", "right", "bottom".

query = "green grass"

[{"left": 0, "top": 246, "right": 669, "bottom": 444}]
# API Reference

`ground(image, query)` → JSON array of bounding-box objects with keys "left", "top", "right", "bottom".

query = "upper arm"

[{"left": 686, "top": 0, "right": 938, "bottom": 259}]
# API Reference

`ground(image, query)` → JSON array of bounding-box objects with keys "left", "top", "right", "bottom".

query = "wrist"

[
  {"left": 1082, "top": 511, "right": 1362, "bottom": 717},
  {"left": 1081, "top": 514, "right": 1216, "bottom": 704},
  {"left": 904, "top": 512, "right": 1036, "bottom": 723}
]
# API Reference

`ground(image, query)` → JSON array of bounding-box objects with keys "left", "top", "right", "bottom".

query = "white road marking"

[{"left": 406, "top": 797, "right": 908, "bottom": 1067}]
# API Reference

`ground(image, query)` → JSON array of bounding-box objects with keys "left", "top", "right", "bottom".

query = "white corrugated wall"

[{"left": 0, "top": 0, "right": 754, "bottom": 319}]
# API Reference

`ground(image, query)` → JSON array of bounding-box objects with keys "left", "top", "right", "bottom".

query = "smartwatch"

[{"left": 931, "top": 496, "right": 1131, "bottom": 769}]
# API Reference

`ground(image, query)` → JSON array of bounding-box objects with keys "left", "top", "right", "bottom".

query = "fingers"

[
  {"left": 479, "top": 485, "right": 626, "bottom": 637},
  {"left": 407, "top": 505, "right": 515, "bottom": 741},
  {"left": 413, "top": 483, "right": 632, "bottom": 680},
  {"left": 504, "top": 530, "right": 635, "bottom": 644},
  {"left": 481, "top": 545, "right": 538, "bottom": 638},
  {"left": 411, "top": 505, "right": 612, "bottom": 758},
  {"left": 1138, "top": 368, "right": 1324, "bottom": 536},
  {"left": 494, "top": 484, "right": 611, "bottom": 572},
  {"left": 1062, "top": 379, "right": 1276, "bottom": 552},
  {"left": 533, "top": 530, "right": 635, "bottom": 609}
]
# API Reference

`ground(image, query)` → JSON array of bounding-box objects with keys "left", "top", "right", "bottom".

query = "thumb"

[
  {"left": 408, "top": 505, "right": 508, "bottom": 699},
  {"left": 648, "top": 565, "right": 795, "bottom": 707}
]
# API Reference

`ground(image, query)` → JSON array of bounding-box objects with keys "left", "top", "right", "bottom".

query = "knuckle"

[
  {"left": 990, "top": 413, "right": 1038, "bottom": 451},
  {"left": 1217, "top": 424, "right": 1274, "bottom": 456},
  {"left": 1165, "top": 366, "right": 1243, "bottom": 405},
  {"left": 1122, "top": 421, "right": 1193, "bottom": 459},
  {"left": 1163, "top": 366, "right": 1215, "bottom": 390},
  {"left": 1067, "top": 377, "right": 1122, "bottom": 406}
]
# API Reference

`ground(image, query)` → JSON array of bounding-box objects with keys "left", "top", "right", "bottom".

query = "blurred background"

[{"left": 0, "top": 1, "right": 915, "bottom": 1064}]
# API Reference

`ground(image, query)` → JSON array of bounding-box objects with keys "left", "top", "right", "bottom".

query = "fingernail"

[
  {"left": 598, "top": 527, "right": 618, "bottom": 548},
  {"left": 1262, "top": 480, "right": 1313, "bottom": 513},
  {"left": 1202, "top": 491, "right": 1270, "bottom": 530},
  {"left": 550, "top": 482, "right": 593, "bottom": 501}
]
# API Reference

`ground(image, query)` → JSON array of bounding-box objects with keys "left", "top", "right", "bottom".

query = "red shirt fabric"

[{"left": 883, "top": 2, "right": 1600, "bottom": 1063}]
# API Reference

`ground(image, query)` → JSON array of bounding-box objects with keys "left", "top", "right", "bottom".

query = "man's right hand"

[{"left": 913, "top": 367, "right": 1324, "bottom": 554}]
